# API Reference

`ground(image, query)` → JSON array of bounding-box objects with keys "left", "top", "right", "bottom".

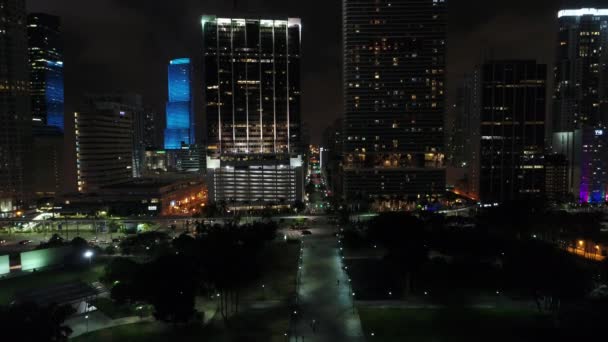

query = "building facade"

[
  {"left": 201, "top": 15, "right": 304, "bottom": 206},
  {"left": 0, "top": 0, "right": 31, "bottom": 213},
  {"left": 553, "top": 127, "right": 608, "bottom": 204},
  {"left": 544, "top": 153, "right": 569, "bottom": 203},
  {"left": 75, "top": 100, "right": 134, "bottom": 193},
  {"left": 85, "top": 93, "right": 147, "bottom": 178},
  {"left": 479, "top": 61, "right": 547, "bottom": 204},
  {"left": 448, "top": 72, "right": 481, "bottom": 199},
  {"left": 552, "top": 8, "right": 608, "bottom": 204},
  {"left": 32, "top": 125, "right": 63, "bottom": 197},
  {"left": 554, "top": 8, "right": 608, "bottom": 132},
  {"left": 27, "top": 13, "right": 64, "bottom": 130},
  {"left": 164, "top": 58, "right": 194, "bottom": 150},
  {"left": 342, "top": 0, "right": 447, "bottom": 204}
]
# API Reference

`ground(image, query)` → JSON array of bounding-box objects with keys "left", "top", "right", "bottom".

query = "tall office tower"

[
  {"left": 27, "top": 13, "right": 64, "bottom": 130},
  {"left": 32, "top": 125, "right": 63, "bottom": 197},
  {"left": 164, "top": 58, "right": 194, "bottom": 150},
  {"left": 479, "top": 61, "right": 547, "bottom": 204},
  {"left": 86, "top": 93, "right": 146, "bottom": 178},
  {"left": 74, "top": 100, "right": 134, "bottom": 193},
  {"left": 552, "top": 9, "right": 608, "bottom": 203},
  {"left": 0, "top": 0, "right": 31, "bottom": 213},
  {"left": 554, "top": 8, "right": 608, "bottom": 132},
  {"left": 447, "top": 73, "right": 481, "bottom": 199},
  {"left": 201, "top": 15, "right": 304, "bottom": 206},
  {"left": 143, "top": 108, "right": 162, "bottom": 149},
  {"left": 342, "top": 0, "right": 447, "bottom": 205}
]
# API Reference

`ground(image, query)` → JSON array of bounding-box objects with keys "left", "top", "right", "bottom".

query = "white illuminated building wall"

[{"left": 206, "top": 156, "right": 304, "bottom": 206}]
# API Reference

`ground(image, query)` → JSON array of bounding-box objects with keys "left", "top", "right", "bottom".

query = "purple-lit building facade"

[{"left": 553, "top": 126, "right": 608, "bottom": 204}]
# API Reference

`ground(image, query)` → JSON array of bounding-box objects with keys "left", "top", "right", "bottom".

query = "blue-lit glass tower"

[
  {"left": 164, "top": 58, "right": 194, "bottom": 150},
  {"left": 28, "top": 13, "right": 64, "bottom": 131}
]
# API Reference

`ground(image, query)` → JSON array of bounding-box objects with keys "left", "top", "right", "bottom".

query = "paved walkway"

[{"left": 291, "top": 225, "right": 366, "bottom": 341}]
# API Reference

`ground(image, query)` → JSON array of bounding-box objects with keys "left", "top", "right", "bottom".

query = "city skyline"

[
  {"left": 26, "top": 0, "right": 606, "bottom": 144},
  {"left": 3, "top": 1, "right": 608, "bottom": 341}
]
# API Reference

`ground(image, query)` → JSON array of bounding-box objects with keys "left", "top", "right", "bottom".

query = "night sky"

[{"left": 28, "top": 0, "right": 606, "bottom": 143}]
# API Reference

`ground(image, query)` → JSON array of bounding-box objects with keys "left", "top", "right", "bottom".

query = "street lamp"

[{"left": 83, "top": 250, "right": 94, "bottom": 265}]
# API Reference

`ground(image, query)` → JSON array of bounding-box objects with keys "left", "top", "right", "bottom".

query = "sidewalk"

[{"left": 291, "top": 225, "right": 366, "bottom": 341}]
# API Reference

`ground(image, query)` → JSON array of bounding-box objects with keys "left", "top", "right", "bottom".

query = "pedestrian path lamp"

[{"left": 83, "top": 250, "right": 94, "bottom": 265}]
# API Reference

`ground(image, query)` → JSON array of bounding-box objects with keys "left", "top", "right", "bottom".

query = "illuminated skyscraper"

[
  {"left": 27, "top": 13, "right": 64, "bottom": 130},
  {"left": 554, "top": 8, "right": 608, "bottom": 132},
  {"left": 552, "top": 8, "right": 608, "bottom": 203},
  {"left": 0, "top": 0, "right": 31, "bottom": 212},
  {"left": 201, "top": 15, "right": 304, "bottom": 206},
  {"left": 164, "top": 58, "right": 194, "bottom": 150},
  {"left": 342, "top": 0, "right": 447, "bottom": 204},
  {"left": 202, "top": 16, "right": 301, "bottom": 154}
]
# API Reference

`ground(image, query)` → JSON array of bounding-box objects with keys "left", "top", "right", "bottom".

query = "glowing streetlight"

[{"left": 83, "top": 250, "right": 94, "bottom": 265}]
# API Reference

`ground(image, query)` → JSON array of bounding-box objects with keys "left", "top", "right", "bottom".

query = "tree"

[
  {"left": 504, "top": 239, "right": 591, "bottom": 325},
  {"left": 367, "top": 213, "right": 429, "bottom": 297},
  {"left": 146, "top": 255, "right": 197, "bottom": 325},
  {"left": 0, "top": 302, "right": 75, "bottom": 342}
]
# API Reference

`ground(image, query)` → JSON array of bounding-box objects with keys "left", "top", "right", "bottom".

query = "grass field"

[
  {"left": 358, "top": 307, "right": 551, "bottom": 342},
  {"left": 0, "top": 262, "right": 106, "bottom": 305},
  {"left": 244, "top": 241, "right": 300, "bottom": 301},
  {"left": 73, "top": 306, "right": 290, "bottom": 342}
]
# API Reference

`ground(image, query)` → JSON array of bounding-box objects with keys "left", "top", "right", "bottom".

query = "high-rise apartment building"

[
  {"left": 75, "top": 100, "right": 134, "bottom": 193},
  {"left": 479, "top": 61, "right": 547, "bottom": 204},
  {"left": 201, "top": 15, "right": 304, "bottom": 206},
  {"left": 164, "top": 58, "right": 194, "bottom": 150},
  {"left": 0, "top": 0, "right": 31, "bottom": 213},
  {"left": 27, "top": 13, "right": 64, "bottom": 130},
  {"left": 554, "top": 8, "right": 608, "bottom": 132},
  {"left": 552, "top": 8, "right": 608, "bottom": 203},
  {"left": 342, "top": 0, "right": 447, "bottom": 204}
]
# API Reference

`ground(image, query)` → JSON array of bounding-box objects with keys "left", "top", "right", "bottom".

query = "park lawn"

[
  {"left": 244, "top": 241, "right": 300, "bottom": 301},
  {"left": 358, "top": 307, "right": 552, "bottom": 342},
  {"left": 73, "top": 306, "right": 290, "bottom": 342},
  {"left": 0, "top": 262, "right": 106, "bottom": 305}
]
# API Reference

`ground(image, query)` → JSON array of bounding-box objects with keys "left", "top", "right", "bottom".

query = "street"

[{"left": 291, "top": 224, "right": 366, "bottom": 341}]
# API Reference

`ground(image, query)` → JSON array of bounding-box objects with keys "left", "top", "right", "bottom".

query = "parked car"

[
  {"left": 301, "top": 230, "right": 312, "bottom": 236},
  {"left": 19, "top": 240, "right": 32, "bottom": 245}
]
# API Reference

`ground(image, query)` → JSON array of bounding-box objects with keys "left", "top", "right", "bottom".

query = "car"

[
  {"left": 301, "top": 230, "right": 312, "bottom": 235},
  {"left": 19, "top": 240, "right": 32, "bottom": 245},
  {"left": 0, "top": 239, "right": 6, "bottom": 245}
]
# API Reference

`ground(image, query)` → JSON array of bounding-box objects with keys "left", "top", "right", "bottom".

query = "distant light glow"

[{"left": 558, "top": 8, "right": 608, "bottom": 18}]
